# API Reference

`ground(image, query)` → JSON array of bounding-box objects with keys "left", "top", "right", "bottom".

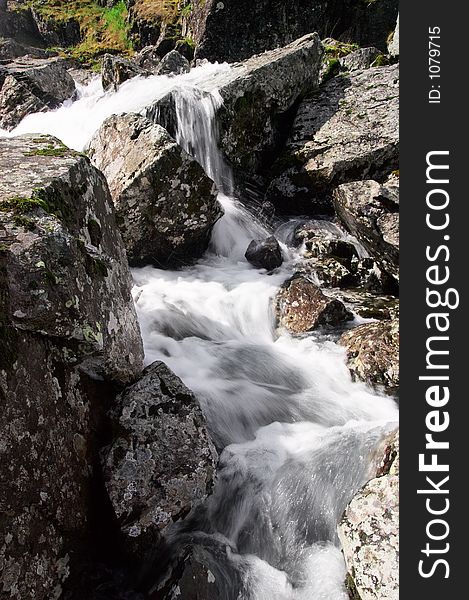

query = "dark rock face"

[
  {"left": 134, "top": 45, "right": 161, "bottom": 71},
  {"left": 31, "top": 9, "right": 81, "bottom": 48},
  {"left": 0, "top": 56, "right": 76, "bottom": 130},
  {"left": 339, "top": 318, "right": 399, "bottom": 392},
  {"left": 245, "top": 236, "right": 283, "bottom": 270},
  {"left": 101, "top": 361, "right": 217, "bottom": 562},
  {"left": 275, "top": 274, "right": 352, "bottom": 333},
  {"left": 101, "top": 54, "right": 145, "bottom": 92},
  {"left": 0, "top": 134, "right": 144, "bottom": 599},
  {"left": 0, "top": 7, "right": 43, "bottom": 48},
  {"left": 0, "top": 36, "right": 54, "bottom": 61},
  {"left": 339, "top": 46, "right": 381, "bottom": 71},
  {"left": 267, "top": 64, "right": 399, "bottom": 214},
  {"left": 191, "top": 0, "right": 398, "bottom": 63},
  {"left": 333, "top": 178, "right": 399, "bottom": 281},
  {"left": 156, "top": 49, "right": 190, "bottom": 76},
  {"left": 88, "top": 113, "right": 223, "bottom": 268}
]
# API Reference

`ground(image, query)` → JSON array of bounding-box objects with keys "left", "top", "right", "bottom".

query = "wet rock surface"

[
  {"left": 0, "top": 134, "right": 144, "bottom": 599},
  {"left": 245, "top": 236, "right": 283, "bottom": 270},
  {"left": 338, "top": 430, "right": 399, "bottom": 600},
  {"left": 275, "top": 274, "right": 353, "bottom": 333},
  {"left": 101, "top": 54, "right": 146, "bottom": 92},
  {"left": 333, "top": 178, "right": 399, "bottom": 281},
  {"left": 88, "top": 113, "right": 223, "bottom": 268},
  {"left": 0, "top": 56, "right": 76, "bottom": 130},
  {"left": 155, "top": 49, "right": 190, "bottom": 76},
  {"left": 340, "top": 319, "right": 399, "bottom": 393},
  {"left": 101, "top": 361, "right": 217, "bottom": 562},
  {"left": 267, "top": 64, "right": 399, "bottom": 214}
]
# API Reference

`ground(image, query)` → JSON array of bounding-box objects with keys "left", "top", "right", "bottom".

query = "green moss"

[
  {"left": 24, "top": 146, "right": 73, "bottom": 158},
  {"left": 322, "top": 58, "right": 341, "bottom": 83},
  {"left": 323, "top": 41, "right": 359, "bottom": 60},
  {"left": 0, "top": 196, "right": 49, "bottom": 215},
  {"left": 371, "top": 53, "right": 389, "bottom": 67},
  {"left": 345, "top": 573, "right": 362, "bottom": 600},
  {"left": 13, "top": 215, "right": 36, "bottom": 231}
]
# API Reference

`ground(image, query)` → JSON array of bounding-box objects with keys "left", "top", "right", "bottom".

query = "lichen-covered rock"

[
  {"left": 339, "top": 47, "right": 382, "bottom": 72},
  {"left": 149, "top": 33, "right": 323, "bottom": 175},
  {"left": 338, "top": 430, "right": 399, "bottom": 600},
  {"left": 100, "top": 53, "right": 146, "bottom": 91},
  {"left": 88, "top": 113, "right": 222, "bottom": 268},
  {"left": 275, "top": 274, "right": 352, "bottom": 333},
  {"left": 333, "top": 179, "right": 399, "bottom": 281},
  {"left": 245, "top": 236, "right": 283, "bottom": 270},
  {"left": 339, "top": 319, "right": 399, "bottom": 393},
  {"left": 156, "top": 49, "right": 190, "bottom": 76},
  {"left": 267, "top": 64, "right": 399, "bottom": 214},
  {"left": 191, "top": 0, "right": 398, "bottom": 63},
  {"left": 101, "top": 361, "right": 217, "bottom": 561},
  {"left": 0, "top": 56, "right": 76, "bottom": 130},
  {"left": 0, "top": 134, "right": 144, "bottom": 600}
]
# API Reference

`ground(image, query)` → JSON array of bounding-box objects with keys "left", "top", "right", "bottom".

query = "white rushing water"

[{"left": 1, "top": 66, "right": 398, "bottom": 599}]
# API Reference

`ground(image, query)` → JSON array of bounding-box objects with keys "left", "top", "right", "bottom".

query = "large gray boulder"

[
  {"left": 338, "top": 430, "right": 399, "bottom": 600},
  {"left": 100, "top": 54, "right": 146, "bottom": 92},
  {"left": 267, "top": 64, "right": 399, "bottom": 214},
  {"left": 340, "top": 318, "right": 399, "bottom": 393},
  {"left": 0, "top": 134, "right": 144, "bottom": 600},
  {"left": 101, "top": 361, "right": 217, "bottom": 562},
  {"left": 333, "top": 178, "right": 399, "bottom": 281},
  {"left": 156, "top": 49, "right": 190, "bottom": 76},
  {"left": 88, "top": 113, "right": 223, "bottom": 268},
  {"left": 275, "top": 274, "right": 352, "bottom": 333},
  {"left": 149, "top": 33, "right": 324, "bottom": 175},
  {"left": 190, "top": 0, "right": 398, "bottom": 63},
  {"left": 0, "top": 56, "right": 76, "bottom": 130}
]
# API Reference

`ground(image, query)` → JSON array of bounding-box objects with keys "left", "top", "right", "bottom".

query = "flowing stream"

[{"left": 1, "top": 65, "right": 398, "bottom": 599}]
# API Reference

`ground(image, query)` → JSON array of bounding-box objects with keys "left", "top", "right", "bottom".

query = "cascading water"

[{"left": 1, "top": 66, "right": 398, "bottom": 599}]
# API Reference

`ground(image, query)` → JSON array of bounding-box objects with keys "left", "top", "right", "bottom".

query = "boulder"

[
  {"left": 156, "top": 49, "right": 190, "bottom": 76},
  {"left": 134, "top": 45, "right": 161, "bottom": 71},
  {"left": 0, "top": 56, "right": 76, "bottom": 130},
  {"left": 339, "top": 319, "right": 399, "bottom": 392},
  {"left": 0, "top": 6, "right": 43, "bottom": 48},
  {"left": 100, "top": 54, "right": 146, "bottom": 92},
  {"left": 245, "top": 236, "right": 283, "bottom": 270},
  {"left": 388, "top": 14, "right": 399, "bottom": 58},
  {"left": 275, "top": 274, "right": 352, "bottom": 333},
  {"left": 149, "top": 33, "right": 323, "bottom": 175},
  {"left": 101, "top": 361, "right": 217, "bottom": 562},
  {"left": 340, "top": 47, "right": 382, "bottom": 72},
  {"left": 190, "top": 0, "right": 398, "bottom": 63},
  {"left": 333, "top": 178, "right": 399, "bottom": 280},
  {"left": 338, "top": 430, "right": 399, "bottom": 600},
  {"left": 0, "top": 36, "right": 54, "bottom": 61},
  {"left": 88, "top": 113, "right": 223, "bottom": 268},
  {"left": 31, "top": 9, "right": 81, "bottom": 48},
  {"left": 0, "top": 134, "right": 144, "bottom": 600},
  {"left": 267, "top": 64, "right": 399, "bottom": 214}
]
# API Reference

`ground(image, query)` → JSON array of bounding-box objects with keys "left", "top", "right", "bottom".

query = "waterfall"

[{"left": 0, "top": 68, "right": 398, "bottom": 600}]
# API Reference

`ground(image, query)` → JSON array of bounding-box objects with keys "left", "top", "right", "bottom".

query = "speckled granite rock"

[
  {"left": 275, "top": 274, "right": 352, "bottom": 333},
  {"left": 338, "top": 430, "right": 399, "bottom": 600},
  {"left": 0, "top": 56, "right": 76, "bottom": 130},
  {"left": 101, "top": 361, "right": 217, "bottom": 562},
  {"left": 0, "top": 134, "right": 144, "bottom": 600},
  {"left": 100, "top": 54, "right": 146, "bottom": 92},
  {"left": 333, "top": 178, "right": 399, "bottom": 281},
  {"left": 267, "top": 64, "right": 399, "bottom": 214},
  {"left": 339, "top": 319, "right": 399, "bottom": 393},
  {"left": 88, "top": 113, "right": 222, "bottom": 268}
]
